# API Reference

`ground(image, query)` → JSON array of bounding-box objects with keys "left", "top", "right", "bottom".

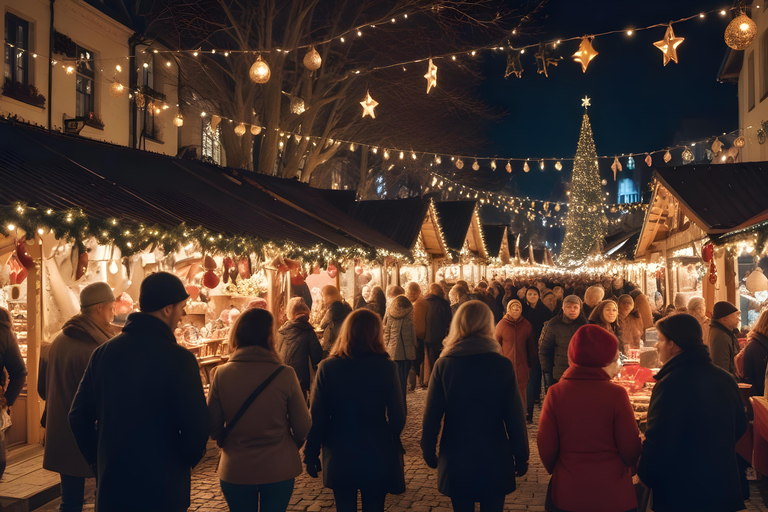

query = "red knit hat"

[{"left": 568, "top": 325, "right": 619, "bottom": 368}]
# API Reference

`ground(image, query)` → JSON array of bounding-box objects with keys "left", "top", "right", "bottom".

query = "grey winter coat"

[
  {"left": 709, "top": 320, "right": 740, "bottom": 377},
  {"left": 278, "top": 317, "right": 323, "bottom": 392},
  {"left": 39, "top": 314, "right": 112, "bottom": 477},
  {"left": 383, "top": 300, "right": 417, "bottom": 361},
  {"left": 538, "top": 311, "right": 588, "bottom": 381}
]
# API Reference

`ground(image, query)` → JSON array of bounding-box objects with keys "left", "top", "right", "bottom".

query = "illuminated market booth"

[{"left": 433, "top": 201, "right": 488, "bottom": 286}]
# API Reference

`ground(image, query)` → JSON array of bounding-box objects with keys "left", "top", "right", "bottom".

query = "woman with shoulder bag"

[
  {"left": 208, "top": 308, "right": 310, "bottom": 512},
  {"left": 304, "top": 309, "right": 406, "bottom": 512}
]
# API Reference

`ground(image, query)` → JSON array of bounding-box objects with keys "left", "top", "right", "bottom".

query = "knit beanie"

[
  {"left": 80, "top": 281, "right": 115, "bottom": 308},
  {"left": 568, "top": 325, "right": 619, "bottom": 367},
  {"left": 139, "top": 272, "right": 189, "bottom": 312},
  {"left": 655, "top": 313, "right": 703, "bottom": 349},
  {"left": 712, "top": 301, "right": 739, "bottom": 320}
]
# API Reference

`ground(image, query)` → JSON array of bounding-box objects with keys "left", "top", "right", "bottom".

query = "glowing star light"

[
  {"left": 424, "top": 59, "right": 438, "bottom": 94},
  {"left": 573, "top": 36, "right": 598, "bottom": 73},
  {"left": 360, "top": 91, "right": 378, "bottom": 119},
  {"left": 581, "top": 96, "right": 591, "bottom": 108},
  {"left": 653, "top": 24, "right": 684, "bottom": 66}
]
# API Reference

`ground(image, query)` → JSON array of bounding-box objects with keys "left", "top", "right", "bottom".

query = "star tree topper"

[
  {"left": 653, "top": 24, "right": 684, "bottom": 66},
  {"left": 360, "top": 91, "right": 378, "bottom": 119},
  {"left": 581, "top": 96, "right": 591, "bottom": 108},
  {"left": 424, "top": 59, "right": 438, "bottom": 94},
  {"left": 573, "top": 36, "right": 598, "bottom": 73}
]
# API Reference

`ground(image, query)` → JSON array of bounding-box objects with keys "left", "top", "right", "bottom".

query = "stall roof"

[
  {"left": 0, "top": 121, "right": 407, "bottom": 252},
  {"left": 433, "top": 201, "right": 489, "bottom": 260},
  {"left": 483, "top": 225, "right": 510, "bottom": 262},
  {"left": 346, "top": 198, "right": 430, "bottom": 251},
  {"left": 655, "top": 163, "right": 768, "bottom": 234}
]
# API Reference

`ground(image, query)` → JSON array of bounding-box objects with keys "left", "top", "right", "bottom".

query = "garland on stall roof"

[{"left": 0, "top": 203, "right": 408, "bottom": 267}]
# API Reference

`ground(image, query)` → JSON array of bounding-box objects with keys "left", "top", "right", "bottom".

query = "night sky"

[{"left": 476, "top": 0, "right": 739, "bottom": 202}]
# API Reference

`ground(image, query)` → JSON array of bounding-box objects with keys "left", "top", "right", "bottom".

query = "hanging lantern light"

[
  {"left": 456, "top": 158, "right": 464, "bottom": 169},
  {"left": 249, "top": 55, "right": 271, "bottom": 83},
  {"left": 627, "top": 154, "right": 635, "bottom": 170},
  {"left": 506, "top": 161, "right": 512, "bottom": 173},
  {"left": 234, "top": 123, "right": 246, "bottom": 136},
  {"left": 523, "top": 161, "right": 530, "bottom": 172},
  {"left": 539, "top": 160, "right": 545, "bottom": 171},
  {"left": 555, "top": 161, "right": 562, "bottom": 171},
  {"left": 734, "top": 136, "right": 746, "bottom": 148},
  {"left": 681, "top": 147, "right": 693, "bottom": 163},
  {"left": 303, "top": 46, "right": 322, "bottom": 71},
  {"left": 109, "top": 82, "right": 125, "bottom": 97},
  {"left": 173, "top": 114, "right": 184, "bottom": 127},
  {"left": 65, "top": 65, "right": 75, "bottom": 75},
  {"left": 490, "top": 160, "right": 497, "bottom": 170},
  {"left": 472, "top": 160, "right": 480, "bottom": 171},
  {"left": 251, "top": 125, "right": 262, "bottom": 135},
  {"left": 725, "top": 12, "right": 757, "bottom": 51}
]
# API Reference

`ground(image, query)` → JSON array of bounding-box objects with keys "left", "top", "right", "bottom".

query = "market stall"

[{"left": 433, "top": 201, "right": 488, "bottom": 286}]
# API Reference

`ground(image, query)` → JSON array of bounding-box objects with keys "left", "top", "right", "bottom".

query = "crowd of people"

[{"left": 0, "top": 270, "right": 767, "bottom": 512}]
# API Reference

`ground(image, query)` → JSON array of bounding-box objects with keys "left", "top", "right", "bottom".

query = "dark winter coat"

[
  {"left": 494, "top": 315, "right": 534, "bottom": 410},
  {"left": 69, "top": 313, "right": 209, "bottom": 512},
  {"left": 278, "top": 317, "right": 323, "bottom": 392},
  {"left": 0, "top": 317, "right": 26, "bottom": 407},
  {"left": 320, "top": 301, "right": 352, "bottom": 352},
  {"left": 538, "top": 365, "right": 641, "bottom": 512},
  {"left": 304, "top": 354, "right": 405, "bottom": 493},
  {"left": 522, "top": 301, "right": 552, "bottom": 348},
  {"left": 39, "top": 314, "right": 112, "bottom": 477},
  {"left": 709, "top": 320, "right": 741, "bottom": 377},
  {"left": 539, "top": 312, "right": 588, "bottom": 381},
  {"left": 424, "top": 294, "right": 452, "bottom": 348},
  {"left": 740, "top": 332, "right": 768, "bottom": 397},
  {"left": 383, "top": 300, "right": 417, "bottom": 361},
  {"left": 422, "top": 336, "right": 529, "bottom": 500},
  {"left": 637, "top": 346, "right": 747, "bottom": 512},
  {"left": 364, "top": 298, "right": 386, "bottom": 318}
]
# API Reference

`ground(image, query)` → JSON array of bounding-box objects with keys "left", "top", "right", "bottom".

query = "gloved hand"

[
  {"left": 305, "top": 458, "right": 322, "bottom": 478},
  {"left": 543, "top": 372, "right": 554, "bottom": 389},
  {"left": 515, "top": 461, "right": 529, "bottom": 477},
  {"left": 423, "top": 452, "right": 438, "bottom": 469}
]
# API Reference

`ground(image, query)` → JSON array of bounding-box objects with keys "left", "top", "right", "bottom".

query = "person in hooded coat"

[
  {"left": 0, "top": 307, "right": 26, "bottom": 478},
  {"left": 537, "top": 325, "right": 641, "bottom": 512},
  {"left": 320, "top": 285, "right": 353, "bottom": 355},
  {"left": 278, "top": 297, "right": 323, "bottom": 401},
  {"left": 637, "top": 314, "right": 747, "bottom": 512},
  {"left": 422, "top": 300, "right": 529, "bottom": 512},
  {"left": 495, "top": 300, "right": 534, "bottom": 411},
  {"left": 39, "top": 282, "right": 115, "bottom": 512},
  {"left": 383, "top": 295, "right": 416, "bottom": 414}
]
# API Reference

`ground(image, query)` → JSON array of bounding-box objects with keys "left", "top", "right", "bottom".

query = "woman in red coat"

[
  {"left": 494, "top": 300, "right": 534, "bottom": 410},
  {"left": 537, "top": 325, "right": 641, "bottom": 512}
]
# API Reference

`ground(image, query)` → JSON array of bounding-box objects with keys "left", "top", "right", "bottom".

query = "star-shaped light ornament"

[
  {"left": 424, "top": 59, "right": 438, "bottom": 94},
  {"left": 653, "top": 24, "right": 684, "bottom": 66},
  {"left": 581, "top": 96, "right": 591, "bottom": 108},
  {"left": 573, "top": 36, "right": 598, "bottom": 73},
  {"left": 360, "top": 91, "right": 378, "bottom": 119}
]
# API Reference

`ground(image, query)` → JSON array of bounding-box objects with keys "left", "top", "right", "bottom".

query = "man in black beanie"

[
  {"left": 69, "top": 272, "right": 209, "bottom": 512},
  {"left": 638, "top": 313, "right": 747, "bottom": 512},
  {"left": 708, "top": 300, "right": 742, "bottom": 377}
]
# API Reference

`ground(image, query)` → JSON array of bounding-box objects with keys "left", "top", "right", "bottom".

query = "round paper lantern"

[
  {"left": 234, "top": 123, "right": 246, "bottom": 136},
  {"left": 251, "top": 125, "right": 262, "bottom": 136},
  {"left": 725, "top": 13, "right": 757, "bottom": 51},
  {"left": 734, "top": 136, "right": 746, "bottom": 148},
  {"left": 109, "top": 82, "right": 125, "bottom": 97},
  {"left": 173, "top": 114, "right": 184, "bottom": 127},
  {"left": 746, "top": 268, "right": 768, "bottom": 293},
  {"left": 249, "top": 56, "right": 271, "bottom": 84},
  {"left": 303, "top": 46, "right": 322, "bottom": 71}
]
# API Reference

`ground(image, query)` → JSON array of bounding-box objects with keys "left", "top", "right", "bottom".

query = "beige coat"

[
  {"left": 208, "top": 345, "right": 311, "bottom": 485},
  {"left": 39, "top": 314, "right": 111, "bottom": 477}
]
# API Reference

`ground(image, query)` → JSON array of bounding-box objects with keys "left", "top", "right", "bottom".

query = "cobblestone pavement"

[{"left": 35, "top": 387, "right": 768, "bottom": 511}]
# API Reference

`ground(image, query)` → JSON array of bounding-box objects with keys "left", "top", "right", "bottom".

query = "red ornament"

[
  {"left": 238, "top": 257, "right": 251, "bottom": 279},
  {"left": 327, "top": 264, "right": 337, "bottom": 279},
  {"left": 185, "top": 285, "right": 200, "bottom": 300},
  {"left": 355, "top": 266, "right": 364, "bottom": 275},
  {"left": 202, "top": 270, "right": 220, "bottom": 289},
  {"left": 702, "top": 243, "right": 714, "bottom": 263},
  {"left": 709, "top": 261, "right": 718, "bottom": 284},
  {"left": 75, "top": 242, "right": 88, "bottom": 280},
  {"left": 290, "top": 269, "right": 305, "bottom": 286},
  {"left": 15, "top": 238, "right": 34, "bottom": 269},
  {"left": 223, "top": 257, "right": 234, "bottom": 270},
  {"left": 203, "top": 255, "right": 217, "bottom": 270}
]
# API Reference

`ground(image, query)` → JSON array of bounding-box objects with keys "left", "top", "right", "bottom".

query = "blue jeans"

[
  {"left": 220, "top": 478, "right": 294, "bottom": 512},
  {"left": 59, "top": 473, "right": 85, "bottom": 512},
  {"left": 395, "top": 360, "right": 411, "bottom": 415}
]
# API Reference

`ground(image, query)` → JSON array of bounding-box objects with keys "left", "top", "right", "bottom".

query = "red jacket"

[
  {"left": 494, "top": 315, "right": 533, "bottom": 409},
  {"left": 537, "top": 365, "right": 641, "bottom": 512}
]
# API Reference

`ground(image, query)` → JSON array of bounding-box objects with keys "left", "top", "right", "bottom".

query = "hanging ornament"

[
  {"left": 702, "top": 242, "right": 714, "bottom": 263},
  {"left": 424, "top": 59, "right": 438, "bottom": 94},
  {"left": 645, "top": 153, "right": 652, "bottom": 166},
  {"left": 555, "top": 204, "right": 561, "bottom": 212},
  {"left": 504, "top": 51, "right": 523, "bottom": 78},
  {"left": 134, "top": 92, "right": 145, "bottom": 109},
  {"left": 249, "top": 55, "right": 271, "bottom": 83},
  {"left": 663, "top": 150, "right": 672, "bottom": 163},
  {"left": 653, "top": 24, "right": 684, "bottom": 66},
  {"left": 573, "top": 36, "right": 598, "bottom": 73},
  {"left": 708, "top": 260, "right": 718, "bottom": 284},
  {"left": 711, "top": 137, "right": 724, "bottom": 155},
  {"left": 734, "top": 136, "right": 746, "bottom": 148},
  {"left": 251, "top": 125, "right": 262, "bottom": 135},
  {"left": 435, "top": 155, "right": 442, "bottom": 164},
  {"left": 601, "top": 179, "right": 608, "bottom": 186},
  {"left": 535, "top": 42, "right": 561, "bottom": 77},
  {"left": 303, "top": 46, "right": 322, "bottom": 71},
  {"left": 472, "top": 160, "right": 480, "bottom": 171},
  {"left": 350, "top": 143, "right": 356, "bottom": 152},
  {"left": 210, "top": 115, "right": 221, "bottom": 131},
  {"left": 523, "top": 161, "right": 530, "bottom": 172},
  {"left": 173, "top": 114, "right": 184, "bottom": 127},
  {"left": 360, "top": 91, "right": 378, "bottom": 119},
  {"left": 681, "top": 147, "right": 693, "bottom": 163},
  {"left": 627, "top": 155, "right": 635, "bottom": 170},
  {"left": 539, "top": 160, "right": 545, "bottom": 171},
  {"left": 234, "top": 123, "right": 246, "bottom": 136},
  {"left": 725, "top": 13, "right": 757, "bottom": 51},
  {"left": 506, "top": 161, "right": 512, "bottom": 173},
  {"left": 109, "top": 82, "right": 125, "bottom": 97},
  {"left": 555, "top": 161, "right": 563, "bottom": 171},
  {"left": 456, "top": 158, "right": 464, "bottom": 169},
  {"left": 611, "top": 156, "right": 622, "bottom": 181},
  {"left": 490, "top": 160, "right": 497, "bottom": 171},
  {"left": 383, "top": 149, "right": 390, "bottom": 160},
  {"left": 290, "top": 97, "right": 306, "bottom": 114}
]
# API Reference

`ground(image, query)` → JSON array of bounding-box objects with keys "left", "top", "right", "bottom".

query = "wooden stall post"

[{"left": 26, "top": 235, "right": 43, "bottom": 444}]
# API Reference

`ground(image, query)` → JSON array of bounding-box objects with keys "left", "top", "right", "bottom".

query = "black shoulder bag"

[{"left": 217, "top": 366, "right": 285, "bottom": 447}]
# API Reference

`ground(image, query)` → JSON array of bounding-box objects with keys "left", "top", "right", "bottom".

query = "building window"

[
  {"left": 748, "top": 50, "right": 755, "bottom": 111},
  {"left": 202, "top": 119, "right": 221, "bottom": 165},
  {"left": 4, "top": 13, "right": 29, "bottom": 86},
  {"left": 76, "top": 45, "right": 96, "bottom": 119}
]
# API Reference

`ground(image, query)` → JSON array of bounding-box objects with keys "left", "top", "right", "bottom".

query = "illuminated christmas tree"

[{"left": 558, "top": 97, "right": 607, "bottom": 266}]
